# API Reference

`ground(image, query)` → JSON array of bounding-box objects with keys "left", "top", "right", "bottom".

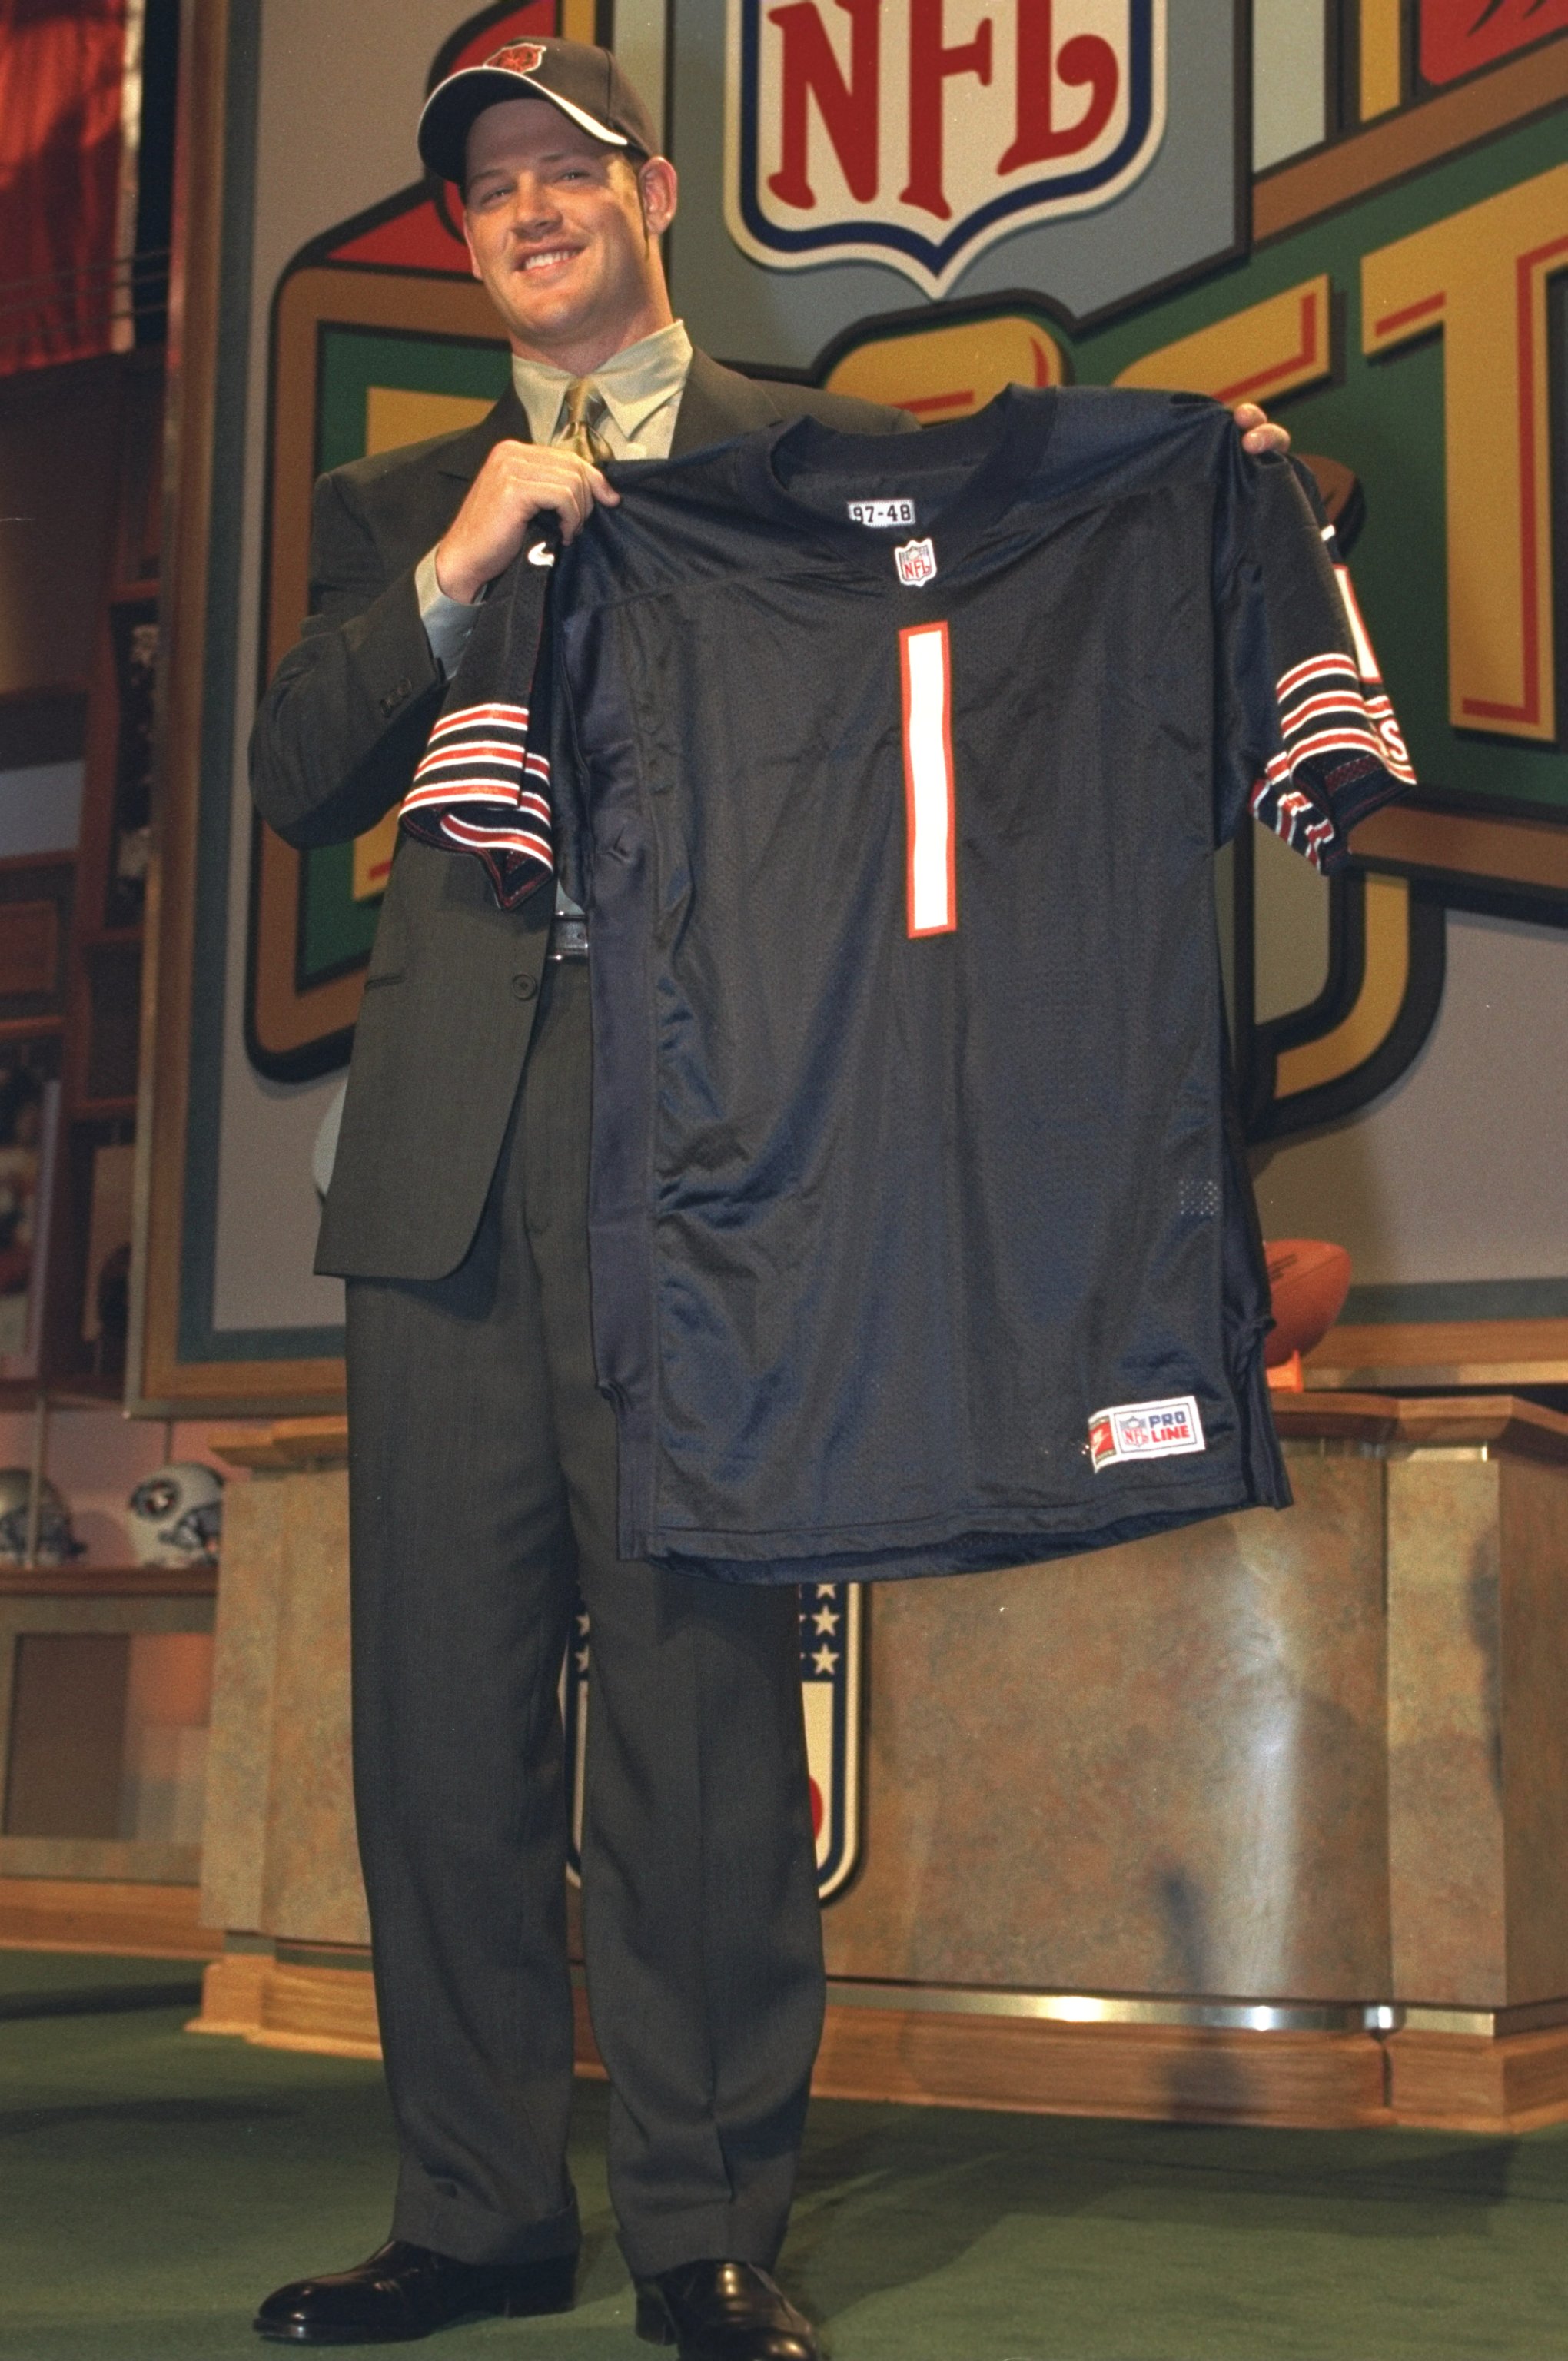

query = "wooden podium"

[{"left": 191, "top": 1395, "right": 1568, "bottom": 2133}]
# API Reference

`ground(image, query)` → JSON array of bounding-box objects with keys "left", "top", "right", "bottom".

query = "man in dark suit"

[
  {"left": 249, "top": 42, "right": 917, "bottom": 2361},
  {"left": 250, "top": 39, "right": 1287, "bottom": 2356}
]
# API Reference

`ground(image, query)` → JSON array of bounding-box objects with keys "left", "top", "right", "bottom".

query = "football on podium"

[{"left": 1264, "top": 1240, "right": 1352, "bottom": 1379}]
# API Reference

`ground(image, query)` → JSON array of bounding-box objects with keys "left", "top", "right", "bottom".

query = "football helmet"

[
  {"left": 0, "top": 1470, "right": 85, "bottom": 1565},
  {"left": 125, "top": 1462, "right": 224, "bottom": 1568}
]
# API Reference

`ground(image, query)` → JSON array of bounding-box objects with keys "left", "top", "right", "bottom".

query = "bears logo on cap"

[
  {"left": 489, "top": 42, "right": 546, "bottom": 75},
  {"left": 417, "top": 35, "right": 659, "bottom": 184}
]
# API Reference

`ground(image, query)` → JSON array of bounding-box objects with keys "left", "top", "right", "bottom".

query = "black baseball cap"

[{"left": 417, "top": 36, "right": 659, "bottom": 188}]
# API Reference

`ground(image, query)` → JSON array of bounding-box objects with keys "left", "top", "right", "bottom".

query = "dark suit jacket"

[{"left": 251, "top": 351, "right": 917, "bottom": 1283}]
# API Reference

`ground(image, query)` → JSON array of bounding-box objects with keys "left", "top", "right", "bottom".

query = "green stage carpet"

[{"left": 2, "top": 1950, "right": 1565, "bottom": 2359}]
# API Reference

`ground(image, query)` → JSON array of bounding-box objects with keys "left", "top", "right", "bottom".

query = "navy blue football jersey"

[{"left": 540, "top": 387, "right": 1411, "bottom": 1581}]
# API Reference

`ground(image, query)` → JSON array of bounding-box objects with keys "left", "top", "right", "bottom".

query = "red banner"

[
  {"left": 0, "top": 1, "right": 131, "bottom": 374},
  {"left": 1421, "top": 0, "right": 1568, "bottom": 86}
]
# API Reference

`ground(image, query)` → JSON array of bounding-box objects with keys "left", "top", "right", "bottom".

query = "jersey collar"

[{"left": 736, "top": 385, "right": 1057, "bottom": 585}]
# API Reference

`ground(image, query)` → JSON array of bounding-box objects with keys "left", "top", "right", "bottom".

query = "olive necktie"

[{"left": 560, "top": 376, "right": 613, "bottom": 465}]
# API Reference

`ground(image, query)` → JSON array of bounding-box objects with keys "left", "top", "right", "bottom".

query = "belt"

[{"left": 547, "top": 913, "right": 590, "bottom": 961}]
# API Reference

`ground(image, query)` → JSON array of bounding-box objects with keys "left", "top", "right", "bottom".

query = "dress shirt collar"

[{"left": 510, "top": 320, "right": 693, "bottom": 456}]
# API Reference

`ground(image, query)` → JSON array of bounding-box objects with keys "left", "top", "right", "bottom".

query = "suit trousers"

[{"left": 344, "top": 958, "right": 825, "bottom": 2277}]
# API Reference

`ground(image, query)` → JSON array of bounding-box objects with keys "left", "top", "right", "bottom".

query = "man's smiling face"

[{"left": 461, "top": 98, "right": 677, "bottom": 372}]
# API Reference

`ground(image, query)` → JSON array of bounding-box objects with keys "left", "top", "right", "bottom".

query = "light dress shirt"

[{"left": 414, "top": 320, "right": 693, "bottom": 669}]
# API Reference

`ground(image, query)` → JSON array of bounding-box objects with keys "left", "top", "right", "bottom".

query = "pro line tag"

[{"left": 1088, "top": 1396, "right": 1206, "bottom": 1471}]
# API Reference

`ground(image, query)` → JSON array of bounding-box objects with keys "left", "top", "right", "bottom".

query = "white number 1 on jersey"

[{"left": 899, "top": 622, "right": 957, "bottom": 937}]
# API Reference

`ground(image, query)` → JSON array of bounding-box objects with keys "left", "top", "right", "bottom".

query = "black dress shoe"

[
  {"left": 253, "top": 2238, "right": 576, "bottom": 2343},
  {"left": 634, "top": 2260, "right": 823, "bottom": 2361}
]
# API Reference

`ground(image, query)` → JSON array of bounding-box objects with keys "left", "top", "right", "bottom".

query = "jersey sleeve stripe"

[
  {"left": 1253, "top": 630, "right": 1417, "bottom": 868},
  {"left": 401, "top": 784, "right": 552, "bottom": 822},
  {"left": 400, "top": 692, "right": 554, "bottom": 908},
  {"left": 412, "top": 741, "right": 538, "bottom": 775},
  {"left": 1284, "top": 689, "right": 1381, "bottom": 729},
  {"left": 424, "top": 702, "right": 530, "bottom": 739},
  {"left": 1276, "top": 651, "right": 1361, "bottom": 701},
  {"left": 404, "top": 779, "right": 550, "bottom": 807},
  {"left": 437, "top": 817, "right": 553, "bottom": 858}
]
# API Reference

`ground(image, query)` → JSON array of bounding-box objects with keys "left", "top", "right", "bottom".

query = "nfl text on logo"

[
  {"left": 563, "top": 1584, "right": 864, "bottom": 1898},
  {"left": 725, "top": 0, "right": 1168, "bottom": 296}
]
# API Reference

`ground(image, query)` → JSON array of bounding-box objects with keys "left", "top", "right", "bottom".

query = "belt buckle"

[{"left": 547, "top": 915, "right": 590, "bottom": 961}]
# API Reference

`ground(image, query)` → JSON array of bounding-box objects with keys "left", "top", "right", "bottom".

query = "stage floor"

[{"left": 3, "top": 1947, "right": 1564, "bottom": 2359}]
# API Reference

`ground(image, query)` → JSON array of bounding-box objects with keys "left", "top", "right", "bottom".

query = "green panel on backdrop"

[
  {"left": 313, "top": 324, "right": 510, "bottom": 473},
  {"left": 299, "top": 325, "right": 510, "bottom": 990}
]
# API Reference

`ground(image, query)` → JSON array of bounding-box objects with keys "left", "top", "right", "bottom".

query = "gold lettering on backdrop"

[
  {"left": 1363, "top": 164, "right": 1568, "bottom": 745},
  {"left": 1358, "top": 0, "right": 1404, "bottom": 123},
  {"left": 365, "top": 386, "right": 491, "bottom": 456},
  {"left": 825, "top": 310, "right": 1066, "bottom": 417},
  {"left": 1274, "top": 875, "right": 1411, "bottom": 1100},
  {"left": 1114, "top": 275, "right": 1334, "bottom": 403}
]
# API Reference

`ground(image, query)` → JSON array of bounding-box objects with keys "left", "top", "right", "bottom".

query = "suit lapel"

[{"left": 671, "top": 350, "right": 789, "bottom": 456}]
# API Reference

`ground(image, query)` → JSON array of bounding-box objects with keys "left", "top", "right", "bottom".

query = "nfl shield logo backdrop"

[{"left": 726, "top": 0, "right": 1167, "bottom": 295}]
